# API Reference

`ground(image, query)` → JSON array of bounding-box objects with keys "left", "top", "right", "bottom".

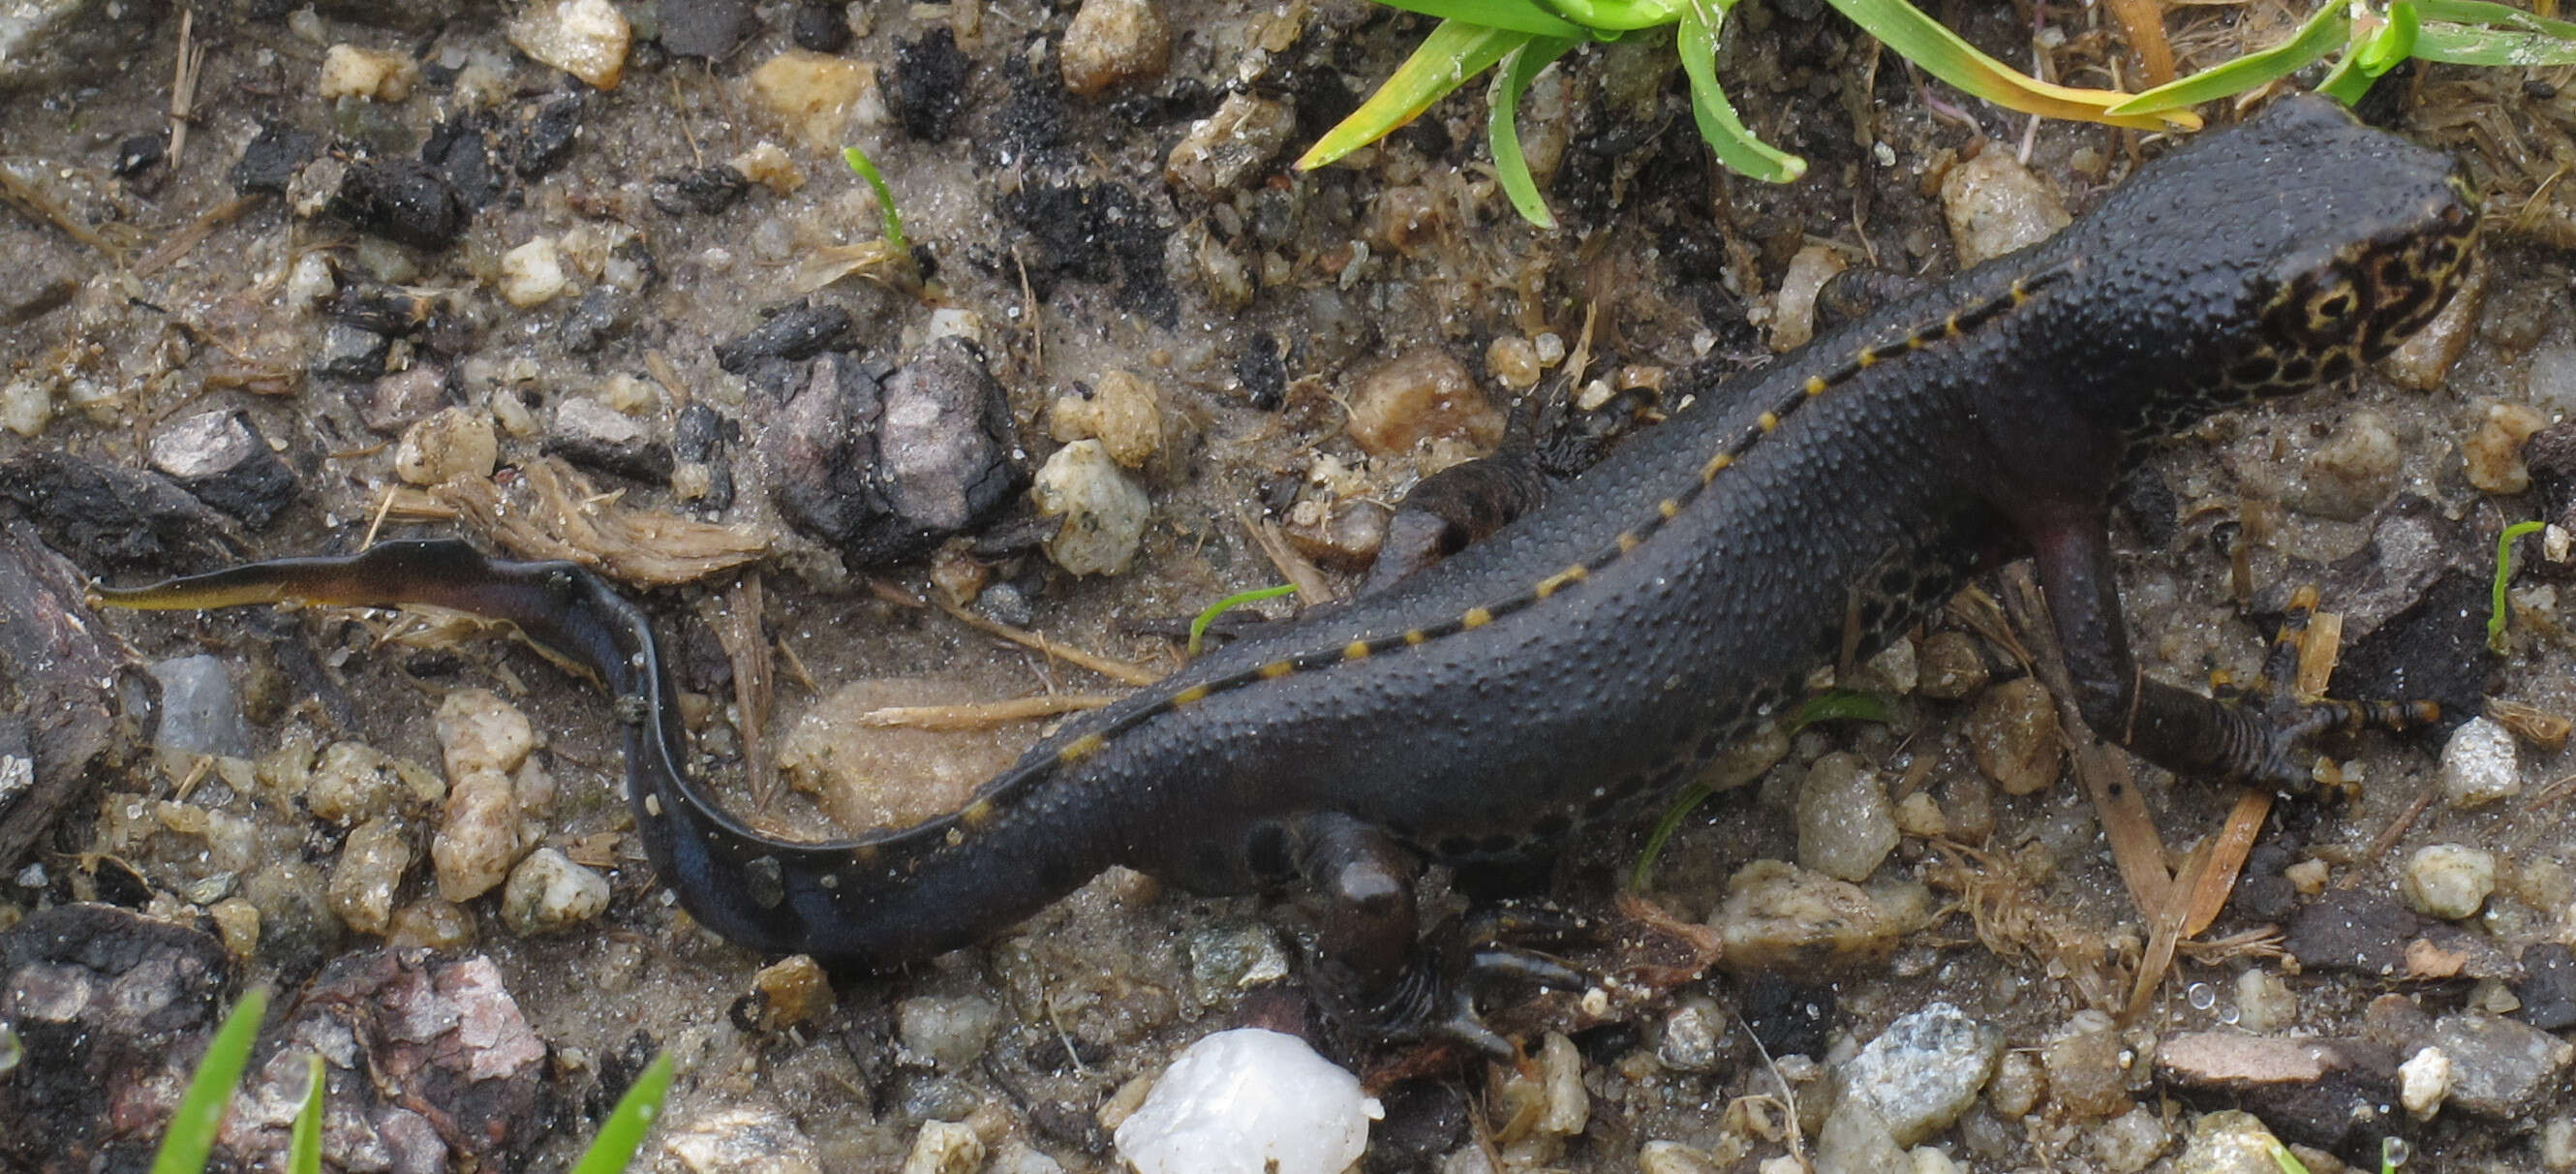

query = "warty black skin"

[{"left": 99, "top": 98, "right": 2477, "bottom": 1042}]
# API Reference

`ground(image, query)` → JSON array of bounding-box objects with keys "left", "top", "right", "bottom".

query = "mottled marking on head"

[
  {"left": 1461, "top": 606, "right": 1492, "bottom": 630},
  {"left": 1058, "top": 731, "right": 1109, "bottom": 763}
]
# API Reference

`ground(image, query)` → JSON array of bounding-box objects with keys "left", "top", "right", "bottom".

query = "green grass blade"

[
  {"left": 2317, "top": 0, "right": 2419, "bottom": 103},
  {"left": 841, "top": 146, "right": 908, "bottom": 255},
  {"left": 2416, "top": 0, "right": 2576, "bottom": 40},
  {"left": 152, "top": 987, "right": 269, "bottom": 1174},
  {"left": 2412, "top": 21, "right": 2576, "bottom": 63},
  {"left": 1489, "top": 37, "right": 1579, "bottom": 226},
  {"left": 1631, "top": 779, "right": 1717, "bottom": 889},
  {"left": 287, "top": 1053, "right": 325, "bottom": 1174},
  {"left": 1783, "top": 688, "right": 1895, "bottom": 735},
  {"left": 1676, "top": 6, "right": 1808, "bottom": 182},
  {"left": 2106, "top": 0, "right": 2348, "bottom": 114},
  {"left": 1188, "top": 584, "right": 1298, "bottom": 656},
  {"left": 572, "top": 1051, "right": 677, "bottom": 1174},
  {"left": 1374, "top": 0, "right": 1590, "bottom": 38},
  {"left": 1526, "top": 0, "right": 1690, "bottom": 31},
  {"left": 1824, "top": 0, "right": 2195, "bottom": 128},
  {"left": 2490, "top": 520, "right": 2548, "bottom": 653},
  {"left": 1300, "top": 20, "right": 1533, "bottom": 169}
]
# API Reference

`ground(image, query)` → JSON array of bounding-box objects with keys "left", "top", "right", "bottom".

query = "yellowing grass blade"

[
  {"left": 1825, "top": 0, "right": 2199, "bottom": 129},
  {"left": 2107, "top": 0, "right": 2349, "bottom": 114},
  {"left": 1300, "top": 19, "right": 1536, "bottom": 170}
]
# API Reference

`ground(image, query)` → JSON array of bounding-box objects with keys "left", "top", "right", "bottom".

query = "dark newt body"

[{"left": 104, "top": 99, "right": 2477, "bottom": 1043}]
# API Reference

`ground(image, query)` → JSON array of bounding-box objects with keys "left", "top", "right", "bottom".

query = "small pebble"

[
  {"left": 898, "top": 995, "right": 1002, "bottom": 1070},
  {"left": 394, "top": 406, "right": 499, "bottom": 486},
  {"left": 750, "top": 49, "right": 886, "bottom": 148},
  {"left": 148, "top": 654, "right": 252, "bottom": 760},
  {"left": 326, "top": 818, "right": 413, "bottom": 937},
  {"left": 1915, "top": 631, "right": 1988, "bottom": 700},
  {"left": 1282, "top": 497, "right": 1391, "bottom": 572},
  {"left": 1486, "top": 336, "right": 1542, "bottom": 390},
  {"left": 1985, "top": 1050, "right": 2044, "bottom": 1117},
  {"left": 791, "top": 3, "right": 851, "bottom": 52},
  {"left": 663, "top": 1107, "right": 825, "bottom": 1174},
  {"left": 1050, "top": 370, "right": 1163, "bottom": 468},
  {"left": 147, "top": 409, "right": 299, "bottom": 528},
  {"left": 1059, "top": 0, "right": 1169, "bottom": 97},
  {"left": 1892, "top": 792, "right": 1946, "bottom": 839},
  {"left": 305, "top": 741, "right": 432, "bottom": 824},
  {"left": 2439, "top": 717, "right": 2521, "bottom": 808},
  {"left": 1767, "top": 243, "right": 1846, "bottom": 353},
  {"left": 2400, "top": 844, "right": 2497, "bottom": 920},
  {"left": 2172, "top": 1109, "right": 2284, "bottom": 1174},
  {"left": 2431, "top": 1011, "right": 2576, "bottom": 1118},
  {"left": 1033, "top": 440, "right": 1151, "bottom": 575},
  {"left": 2291, "top": 410, "right": 2401, "bottom": 521},
  {"left": 431, "top": 690, "right": 541, "bottom": 901},
  {"left": 1835, "top": 1002, "right": 2003, "bottom": 1147},
  {"left": 209, "top": 896, "right": 261, "bottom": 957},
  {"left": 2399, "top": 1045, "right": 2452, "bottom": 1118},
  {"left": 1657, "top": 1000, "right": 1727, "bottom": 1072},
  {"left": 1711, "top": 859, "right": 1897, "bottom": 973},
  {"left": 385, "top": 899, "right": 475, "bottom": 952},
  {"left": 1346, "top": 349, "right": 1502, "bottom": 457},
  {"left": 2463, "top": 400, "right": 2550, "bottom": 495},
  {"left": 751, "top": 955, "right": 835, "bottom": 1031},
  {"left": 1966, "top": 676, "right": 2062, "bottom": 795},
  {"left": 2090, "top": 1105, "right": 2170, "bottom": 1173},
  {"left": 2039, "top": 1023, "right": 2128, "bottom": 1120},
  {"left": 1940, "top": 148, "right": 2071, "bottom": 267},
  {"left": 498, "top": 236, "right": 570, "bottom": 307},
  {"left": 507, "top": 0, "right": 632, "bottom": 89},
  {"left": 1796, "top": 752, "right": 1899, "bottom": 882},
  {"left": 1165, "top": 94, "right": 1294, "bottom": 198},
  {"left": 318, "top": 44, "right": 416, "bottom": 103},
  {"left": 2382, "top": 259, "right": 2485, "bottom": 390},
  {"left": 2285, "top": 858, "right": 2330, "bottom": 895},
  {"left": 1114, "top": 1029, "right": 1382, "bottom": 1174},
  {"left": 2232, "top": 969, "right": 2296, "bottom": 1034},
  {"left": 1, "top": 378, "right": 51, "bottom": 438},
  {"left": 1638, "top": 1141, "right": 1725, "bottom": 1174},
  {"left": 498, "top": 848, "right": 609, "bottom": 936},
  {"left": 900, "top": 1120, "right": 985, "bottom": 1174},
  {"left": 2545, "top": 1117, "right": 2576, "bottom": 1170}
]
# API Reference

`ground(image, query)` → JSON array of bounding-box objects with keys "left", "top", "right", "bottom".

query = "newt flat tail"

[{"left": 101, "top": 98, "right": 2477, "bottom": 1052}]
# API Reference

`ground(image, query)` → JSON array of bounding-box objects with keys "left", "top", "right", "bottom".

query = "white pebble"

[
  {"left": 2401, "top": 844, "right": 2497, "bottom": 920},
  {"left": 499, "top": 848, "right": 610, "bottom": 936},
  {"left": 2440, "top": 717, "right": 2521, "bottom": 808},
  {"left": 1113, "top": 1029, "right": 1381, "bottom": 1174},
  {"left": 1032, "top": 440, "right": 1150, "bottom": 576},
  {"left": 499, "top": 236, "right": 570, "bottom": 307},
  {"left": 2400, "top": 1045, "right": 2452, "bottom": 1118}
]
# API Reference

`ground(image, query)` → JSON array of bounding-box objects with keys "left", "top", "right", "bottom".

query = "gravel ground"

[{"left": 4, "top": 1, "right": 2576, "bottom": 1171}]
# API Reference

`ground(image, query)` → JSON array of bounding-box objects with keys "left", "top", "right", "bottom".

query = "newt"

[{"left": 100, "top": 98, "right": 2477, "bottom": 1053}]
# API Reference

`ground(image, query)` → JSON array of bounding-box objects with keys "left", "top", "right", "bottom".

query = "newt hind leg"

[
  {"left": 1292, "top": 814, "right": 1589, "bottom": 1061},
  {"left": 2210, "top": 585, "right": 2441, "bottom": 793}
]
